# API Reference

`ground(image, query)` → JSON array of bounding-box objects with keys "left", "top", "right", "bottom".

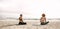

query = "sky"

[{"left": 0, "top": 0, "right": 60, "bottom": 19}]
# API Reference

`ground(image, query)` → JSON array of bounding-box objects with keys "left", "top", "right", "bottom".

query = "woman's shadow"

[{"left": 0, "top": 24, "right": 25, "bottom": 28}]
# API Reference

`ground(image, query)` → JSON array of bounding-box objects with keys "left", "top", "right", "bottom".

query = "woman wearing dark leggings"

[
  {"left": 18, "top": 14, "right": 26, "bottom": 25},
  {"left": 40, "top": 13, "right": 49, "bottom": 25}
]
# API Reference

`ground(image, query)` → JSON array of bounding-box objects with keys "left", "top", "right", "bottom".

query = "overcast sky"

[{"left": 0, "top": 0, "right": 60, "bottom": 19}]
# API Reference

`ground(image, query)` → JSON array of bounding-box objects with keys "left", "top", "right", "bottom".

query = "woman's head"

[
  {"left": 20, "top": 14, "right": 22, "bottom": 16},
  {"left": 42, "top": 13, "right": 45, "bottom": 17}
]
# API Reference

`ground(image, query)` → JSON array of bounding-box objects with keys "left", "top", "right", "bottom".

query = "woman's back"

[{"left": 40, "top": 17, "right": 46, "bottom": 22}]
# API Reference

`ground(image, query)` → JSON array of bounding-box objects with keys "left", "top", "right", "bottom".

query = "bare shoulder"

[{"left": 40, "top": 17, "right": 42, "bottom": 20}]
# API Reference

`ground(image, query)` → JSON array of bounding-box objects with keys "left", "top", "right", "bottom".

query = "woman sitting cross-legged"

[
  {"left": 18, "top": 14, "right": 26, "bottom": 25},
  {"left": 40, "top": 13, "right": 49, "bottom": 25}
]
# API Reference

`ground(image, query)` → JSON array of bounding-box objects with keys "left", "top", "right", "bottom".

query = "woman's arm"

[
  {"left": 45, "top": 17, "right": 46, "bottom": 22},
  {"left": 40, "top": 17, "right": 42, "bottom": 22}
]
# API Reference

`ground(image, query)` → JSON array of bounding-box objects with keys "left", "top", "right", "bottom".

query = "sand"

[{"left": 0, "top": 19, "right": 60, "bottom": 29}]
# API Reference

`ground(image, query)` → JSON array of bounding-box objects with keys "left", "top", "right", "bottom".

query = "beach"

[{"left": 0, "top": 19, "right": 60, "bottom": 29}]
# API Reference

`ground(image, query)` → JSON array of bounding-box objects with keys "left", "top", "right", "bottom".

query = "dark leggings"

[
  {"left": 19, "top": 22, "right": 26, "bottom": 25},
  {"left": 41, "top": 21, "right": 49, "bottom": 25}
]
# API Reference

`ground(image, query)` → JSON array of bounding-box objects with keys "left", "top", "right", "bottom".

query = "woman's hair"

[
  {"left": 42, "top": 13, "right": 45, "bottom": 17},
  {"left": 20, "top": 14, "right": 22, "bottom": 16}
]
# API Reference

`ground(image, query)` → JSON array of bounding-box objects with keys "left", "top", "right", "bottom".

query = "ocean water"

[{"left": 0, "top": 18, "right": 60, "bottom": 22}]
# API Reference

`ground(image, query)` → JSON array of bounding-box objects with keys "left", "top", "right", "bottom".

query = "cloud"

[{"left": 0, "top": 0, "right": 60, "bottom": 18}]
